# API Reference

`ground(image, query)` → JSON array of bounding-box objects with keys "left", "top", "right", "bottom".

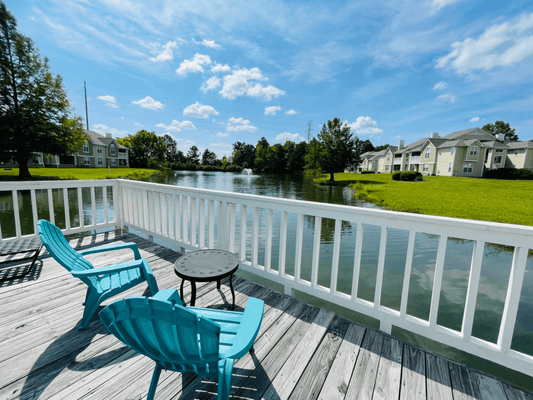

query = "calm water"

[{"left": 1, "top": 171, "right": 532, "bottom": 388}]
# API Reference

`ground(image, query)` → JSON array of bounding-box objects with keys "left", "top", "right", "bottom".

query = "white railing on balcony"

[
  {"left": 410, "top": 156, "right": 421, "bottom": 163},
  {"left": 1, "top": 178, "right": 532, "bottom": 378}
]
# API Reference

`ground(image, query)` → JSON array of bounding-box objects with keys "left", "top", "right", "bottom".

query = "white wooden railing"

[{"left": 1, "top": 179, "right": 532, "bottom": 378}]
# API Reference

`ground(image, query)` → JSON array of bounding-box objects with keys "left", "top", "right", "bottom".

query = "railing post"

[
  {"left": 380, "top": 320, "right": 392, "bottom": 335},
  {"left": 113, "top": 180, "right": 123, "bottom": 233}
]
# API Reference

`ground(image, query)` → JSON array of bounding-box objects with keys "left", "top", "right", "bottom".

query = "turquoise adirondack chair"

[
  {"left": 37, "top": 219, "right": 159, "bottom": 330},
  {"left": 99, "top": 289, "right": 264, "bottom": 400}
]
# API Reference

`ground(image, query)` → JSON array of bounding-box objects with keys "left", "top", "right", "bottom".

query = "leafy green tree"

[
  {"left": 373, "top": 144, "right": 390, "bottom": 152},
  {"left": 201, "top": 148, "right": 217, "bottom": 166},
  {"left": 162, "top": 134, "right": 185, "bottom": 163},
  {"left": 482, "top": 121, "right": 518, "bottom": 141},
  {"left": 304, "top": 138, "right": 322, "bottom": 172},
  {"left": 316, "top": 117, "right": 358, "bottom": 181},
  {"left": 187, "top": 145, "right": 200, "bottom": 164},
  {"left": 357, "top": 139, "right": 375, "bottom": 155},
  {"left": 254, "top": 137, "right": 270, "bottom": 172},
  {"left": 123, "top": 130, "right": 166, "bottom": 168},
  {"left": 284, "top": 140, "right": 308, "bottom": 174},
  {"left": 0, "top": 2, "right": 84, "bottom": 179},
  {"left": 232, "top": 141, "right": 255, "bottom": 168}
]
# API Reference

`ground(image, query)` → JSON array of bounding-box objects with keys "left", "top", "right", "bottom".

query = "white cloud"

[
  {"left": 201, "top": 76, "right": 221, "bottom": 92},
  {"left": 227, "top": 117, "right": 257, "bottom": 132},
  {"left": 219, "top": 68, "right": 285, "bottom": 100},
  {"left": 285, "top": 109, "right": 297, "bottom": 115},
  {"left": 176, "top": 53, "right": 212, "bottom": 75},
  {"left": 97, "top": 95, "right": 118, "bottom": 108},
  {"left": 211, "top": 63, "right": 231, "bottom": 73},
  {"left": 433, "top": 0, "right": 462, "bottom": 9},
  {"left": 184, "top": 140, "right": 196, "bottom": 146},
  {"left": 433, "top": 81, "right": 447, "bottom": 90},
  {"left": 209, "top": 142, "right": 232, "bottom": 157},
  {"left": 134, "top": 122, "right": 142, "bottom": 126},
  {"left": 132, "top": 96, "right": 164, "bottom": 110},
  {"left": 437, "top": 13, "right": 533, "bottom": 74},
  {"left": 437, "top": 93, "right": 457, "bottom": 103},
  {"left": 150, "top": 40, "right": 179, "bottom": 62},
  {"left": 347, "top": 116, "right": 384, "bottom": 135},
  {"left": 470, "top": 117, "right": 480, "bottom": 122},
  {"left": 193, "top": 38, "right": 221, "bottom": 49},
  {"left": 156, "top": 120, "right": 196, "bottom": 132},
  {"left": 265, "top": 106, "right": 281, "bottom": 115},
  {"left": 276, "top": 132, "right": 305, "bottom": 143},
  {"left": 92, "top": 124, "right": 128, "bottom": 136},
  {"left": 183, "top": 102, "right": 219, "bottom": 119},
  {"left": 216, "top": 132, "right": 229, "bottom": 137}
]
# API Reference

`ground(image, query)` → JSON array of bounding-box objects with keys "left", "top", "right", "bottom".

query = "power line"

[{"left": 306, "top": 121, "right": 313, "bottom": 142}]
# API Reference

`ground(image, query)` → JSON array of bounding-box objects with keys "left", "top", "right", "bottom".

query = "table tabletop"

[{"left": 174, "top": 249, "right": 239, "bottom": 280}]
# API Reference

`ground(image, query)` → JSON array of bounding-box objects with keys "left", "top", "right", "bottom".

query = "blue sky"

[{"left": 6, "top": 0, "right": 533, "bottom": 158}]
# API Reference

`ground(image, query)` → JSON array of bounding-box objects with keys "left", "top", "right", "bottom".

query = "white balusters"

[
  {"left": 229, "top": 203, "right": 236, "bottom": 253},
  {"left": 198, "top": 199, "right": 205, "bottom": 248},
  {"left": 330, "top": 219, "right": 342, "bottom": 293},
  {"left": 279, "top": 211, "right": 288, "bottom": 276},
  {"left": 30, "top": 189, "right": 38, "bottom": 234},
  {"left": 90, "top": 187, "right": 97, "bottom": 226},
  {"left": 429, "top": 235, "right": 448, "bottom": 328},
  {"left": 251, "top": 206, "right": 259, "bottom": 266},
  {"left": 77, "top": 187, "right": 84, "bottom": 228},
  {"left": 374, "top": 227, "right": 388, "bottom": 309},
  {"left": 190, "top": 197, "right": 197, "bottom": 246},
  {"left": 63, "top": 188, "right": 71, "bottom": 230},
  {"left": 208, "top": 200, "right": 214, "bottom": 248},
  {"left": 461, "top": 241, "right": 485, "bottom": 340},
  {"left": 400, "top": 231, "right": 416, "bottom": 317},
  {"left": 12, "top": 190, "right": 21, "bottom": 238},
  {"left": 182, "top": 196, "right": 189, "bottom": 244},
  {"left": 240, "top": 205, "right": 247, "bottom": 261},
  {"left": 102, "top": 186, "right": 108, "bottom": 224},
  {"left": 47, "top": 189, "right": 55, "bottom": 225},
  {"left": 351, "top": 222, "right": 364, "bottom": 300},
  {"left": 311, "top": 216, "right": 322, "bottom": 287},
  {"left": 265, "top": 209, "right": 273, "bottom": 271}
]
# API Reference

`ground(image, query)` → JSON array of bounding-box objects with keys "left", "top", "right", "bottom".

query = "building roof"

[
  {"left": 436, "top": 139, "right": 485, "bottom": 149},
  {"left": 83, "top": 129, "right": 128, "bottom": 150},
  {"left": 504, "top": 141, "right": 533, "bottom": 149},
  {"left": 441, "top": 127, "right": 496, "bottom": 141}
]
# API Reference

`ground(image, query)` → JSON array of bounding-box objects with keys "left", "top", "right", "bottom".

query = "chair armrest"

[
  {"left": 153, "top": 288, "right": 184, "bottom": 307},
  {"left": 71, "top": 260, "right": 143, "bottom": 277},
  {"left": 219, "top": 297, "right": 264, "bottom": 360},
  {"left": 79, "top": 242, "right": 141, "bottom": 260}
]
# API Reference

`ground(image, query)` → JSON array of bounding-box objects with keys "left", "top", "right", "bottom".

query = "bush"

[
  {"left": 361, "top": 171, "right": 376, "bottom": 174},
  {"left": 392, "top": 172, "right": 402, "bottom": 181},
  {"left": 400, "top": 171, "right": 422, "bottom": 181},
  {"left": 484, "top": 168, "right": 533, "bottom": 180}
]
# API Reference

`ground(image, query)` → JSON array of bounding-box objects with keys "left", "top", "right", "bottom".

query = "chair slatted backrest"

[
  {"left": 37, "top": 220, "right": 93, "bottom": 275},
  {"left": 100, "top": 297, "right": 221, "bottom": 374}
]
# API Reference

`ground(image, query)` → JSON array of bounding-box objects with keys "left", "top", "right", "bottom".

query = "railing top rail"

[
  {"left": 0, "top": 179, "right": 115, "bottom": 190},
  {"left": 119, "top": 179, "right": 533, "bottom": 247}
]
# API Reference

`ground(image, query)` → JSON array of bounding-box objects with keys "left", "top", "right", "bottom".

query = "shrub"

[
  {"left": 400, "top": 171, "right": 422, "bottom": 181},
  {"left": 361, "top": 171, "right": 376, "bottom": 174},
  {"left": 484, "top": 168, "right": 533, "bottom": 180},
  {"left": 392, "top": 172, "right": 402, "bottom": 181}
]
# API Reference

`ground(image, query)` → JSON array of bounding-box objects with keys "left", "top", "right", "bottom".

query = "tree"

[
  {"left": 374, "top": 144, "right": 390, "bottom": 152},
  {"left": 187, "top": 145, "right": 200, "bottom": 164},
  {"left": 122, "top": 130, "right": 166, "bottom": 168},
  {"left": 304, "top": 138, "right": 322, "bottom": 172},
  {"left": 0, "top": 2, "right": 85, "bottom": 179},
  {"left": 162, "top": 134, "right": 184, "bottom": 163},
  {"left": 284, "top": 140, "right": 308, "bottom": 174},
  {"left": 232, "top": 141, "right": 255, "bottom": 168},
  {"left": 482, "top": 121, "right": 518, "bottom": 141},
  {"left": 254, "top": 137, "right": 270, "bottom": 172},
  {"left": 316, "top": 117, "right": 358, "bottom": 181},
  {"left": 201, "top": 148, "right": 217, "bottom": 166},
  {"left": 357, "top": 139, "right": 375, "bottom": 155}
]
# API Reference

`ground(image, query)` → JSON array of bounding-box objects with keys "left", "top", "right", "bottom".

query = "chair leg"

[
  {"left": 217, "top": 358, "right": 234, "bottom": 400},
  {"left": 79, "top": 290, "right": 101, "bottom": 330},
  {"left": 147, "top": 364, "right": 163, "bottom": 400}
]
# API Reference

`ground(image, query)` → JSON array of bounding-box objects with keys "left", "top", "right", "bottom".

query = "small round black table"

[{"left": 174, "top": 249, "right": 239, "bottom": 310}]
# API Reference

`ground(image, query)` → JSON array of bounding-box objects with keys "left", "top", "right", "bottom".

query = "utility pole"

[
  {"left": 306, "top": 121, "right": 313, "bottom": 142},
  {"left": 84, "top": 81, "right": 89, "bottom": 130}
]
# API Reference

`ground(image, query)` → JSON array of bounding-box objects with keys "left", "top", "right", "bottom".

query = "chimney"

[
  {"left": 496, "top": 133, "right": 505, "bottom": 141},
  {"left": 431, "top": 132, "right": 440, "bottom": 139},
  {"left": 106, "top": 133, "right": 112, "bottom": 138},
  {"left": 398, "top": 140, "right": 404, "bottom": 150}
]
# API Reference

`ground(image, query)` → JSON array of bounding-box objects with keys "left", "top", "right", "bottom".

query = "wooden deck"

[{"left": 1, "top": 231, "right": 532, "bottom": 400}]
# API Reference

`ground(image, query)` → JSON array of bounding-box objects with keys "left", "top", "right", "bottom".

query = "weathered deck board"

[{"left": 0, "top": 231, "right": 532, "bottom": 400}]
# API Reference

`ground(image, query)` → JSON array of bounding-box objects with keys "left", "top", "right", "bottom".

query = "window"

[
  {"left": 97, "top": 146, "right": 103, "bottom": 154},
  {"left": 494, "top": 155, "right": 503, "bottom": 164},
  {"left": 423, "top": 163, "right": 429, "bottom": 172},
  {"left": 463, "top": 163, "right": 473, "bottom": 173},
  {"left": 385, "top": 165, "right": 390, "bottom": 171},
  {"left": 84, "top": 157, "right": 90, "bottom": 165},
  {"left": 469, "top": 146, "right": 478, "bottom": 157},
  {"left": 514, "top": 150, "right": 519, "bottom": 156},
  {"left": 450, "top": 147, "right": 456, "bottom": 155},
  {"left": 495, "top": 148, "right": 504, "bottom": 153},
  {"left": 83, "top": 141, "right": 89, "bottom": 153},
  {"left": 425, "top": 146, "right": 431, "bottom": 158},
  {"left": 110, "top": 144, "right": 116, "bottom": 155},
  {"left": 387, "top": 153, "right": 390, "bottom": 161},
  {"left": 97, "top": 157, "right": 103, "bottom": 166},
  {"left": 448, "top": 163, "right": 452, "bottom": 173},
  {"left": 111, "top": 158, "right": 116, "bottom": 166}
]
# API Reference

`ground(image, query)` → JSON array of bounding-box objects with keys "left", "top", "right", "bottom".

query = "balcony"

[
  {"left": 1, "top": 179, "right": 533, "bottom": 398},
  {"left": 410, "top": 156, "right": 421, "bottom": 163}
]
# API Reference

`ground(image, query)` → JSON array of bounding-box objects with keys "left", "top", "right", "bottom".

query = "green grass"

[
  {"left": 320, "top": 173, "right": 533, "bottom": 226},
  {"left": 0, "top": 168, "right": 158, "bottom": 181}
]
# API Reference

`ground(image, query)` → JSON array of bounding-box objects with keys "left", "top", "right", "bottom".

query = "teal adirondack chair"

[
  {"left": 37, "top": 219, "right": 159, "bottom": 330},
  {"left": 99, "top": 289, "right": 264, "bottom": 400}
]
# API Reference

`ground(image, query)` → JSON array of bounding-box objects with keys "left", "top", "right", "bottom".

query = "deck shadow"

[{"left": 0, "top": 259, "right": 43, "bottom": 287}]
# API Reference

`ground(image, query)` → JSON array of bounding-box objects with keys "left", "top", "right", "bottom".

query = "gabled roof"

[
  {"left": 84, "top": 130, "right": 106, "bottom": 146},
  {"left": 436, "top": 139, "right": 485, "bottom": 149},
  {"left": 441, "top": 127, "right": 496, "bottom": 141},
  {"left": 505, "top": 141, "right": 533, "bottom": 149}
]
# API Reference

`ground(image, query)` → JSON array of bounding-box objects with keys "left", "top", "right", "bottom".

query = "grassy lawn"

[
  {"left": 0, "top": 168, "right": 158, "bottom": 181},
  {"left": 320, "top": 173, "right": 533, "bottom": 226}
]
